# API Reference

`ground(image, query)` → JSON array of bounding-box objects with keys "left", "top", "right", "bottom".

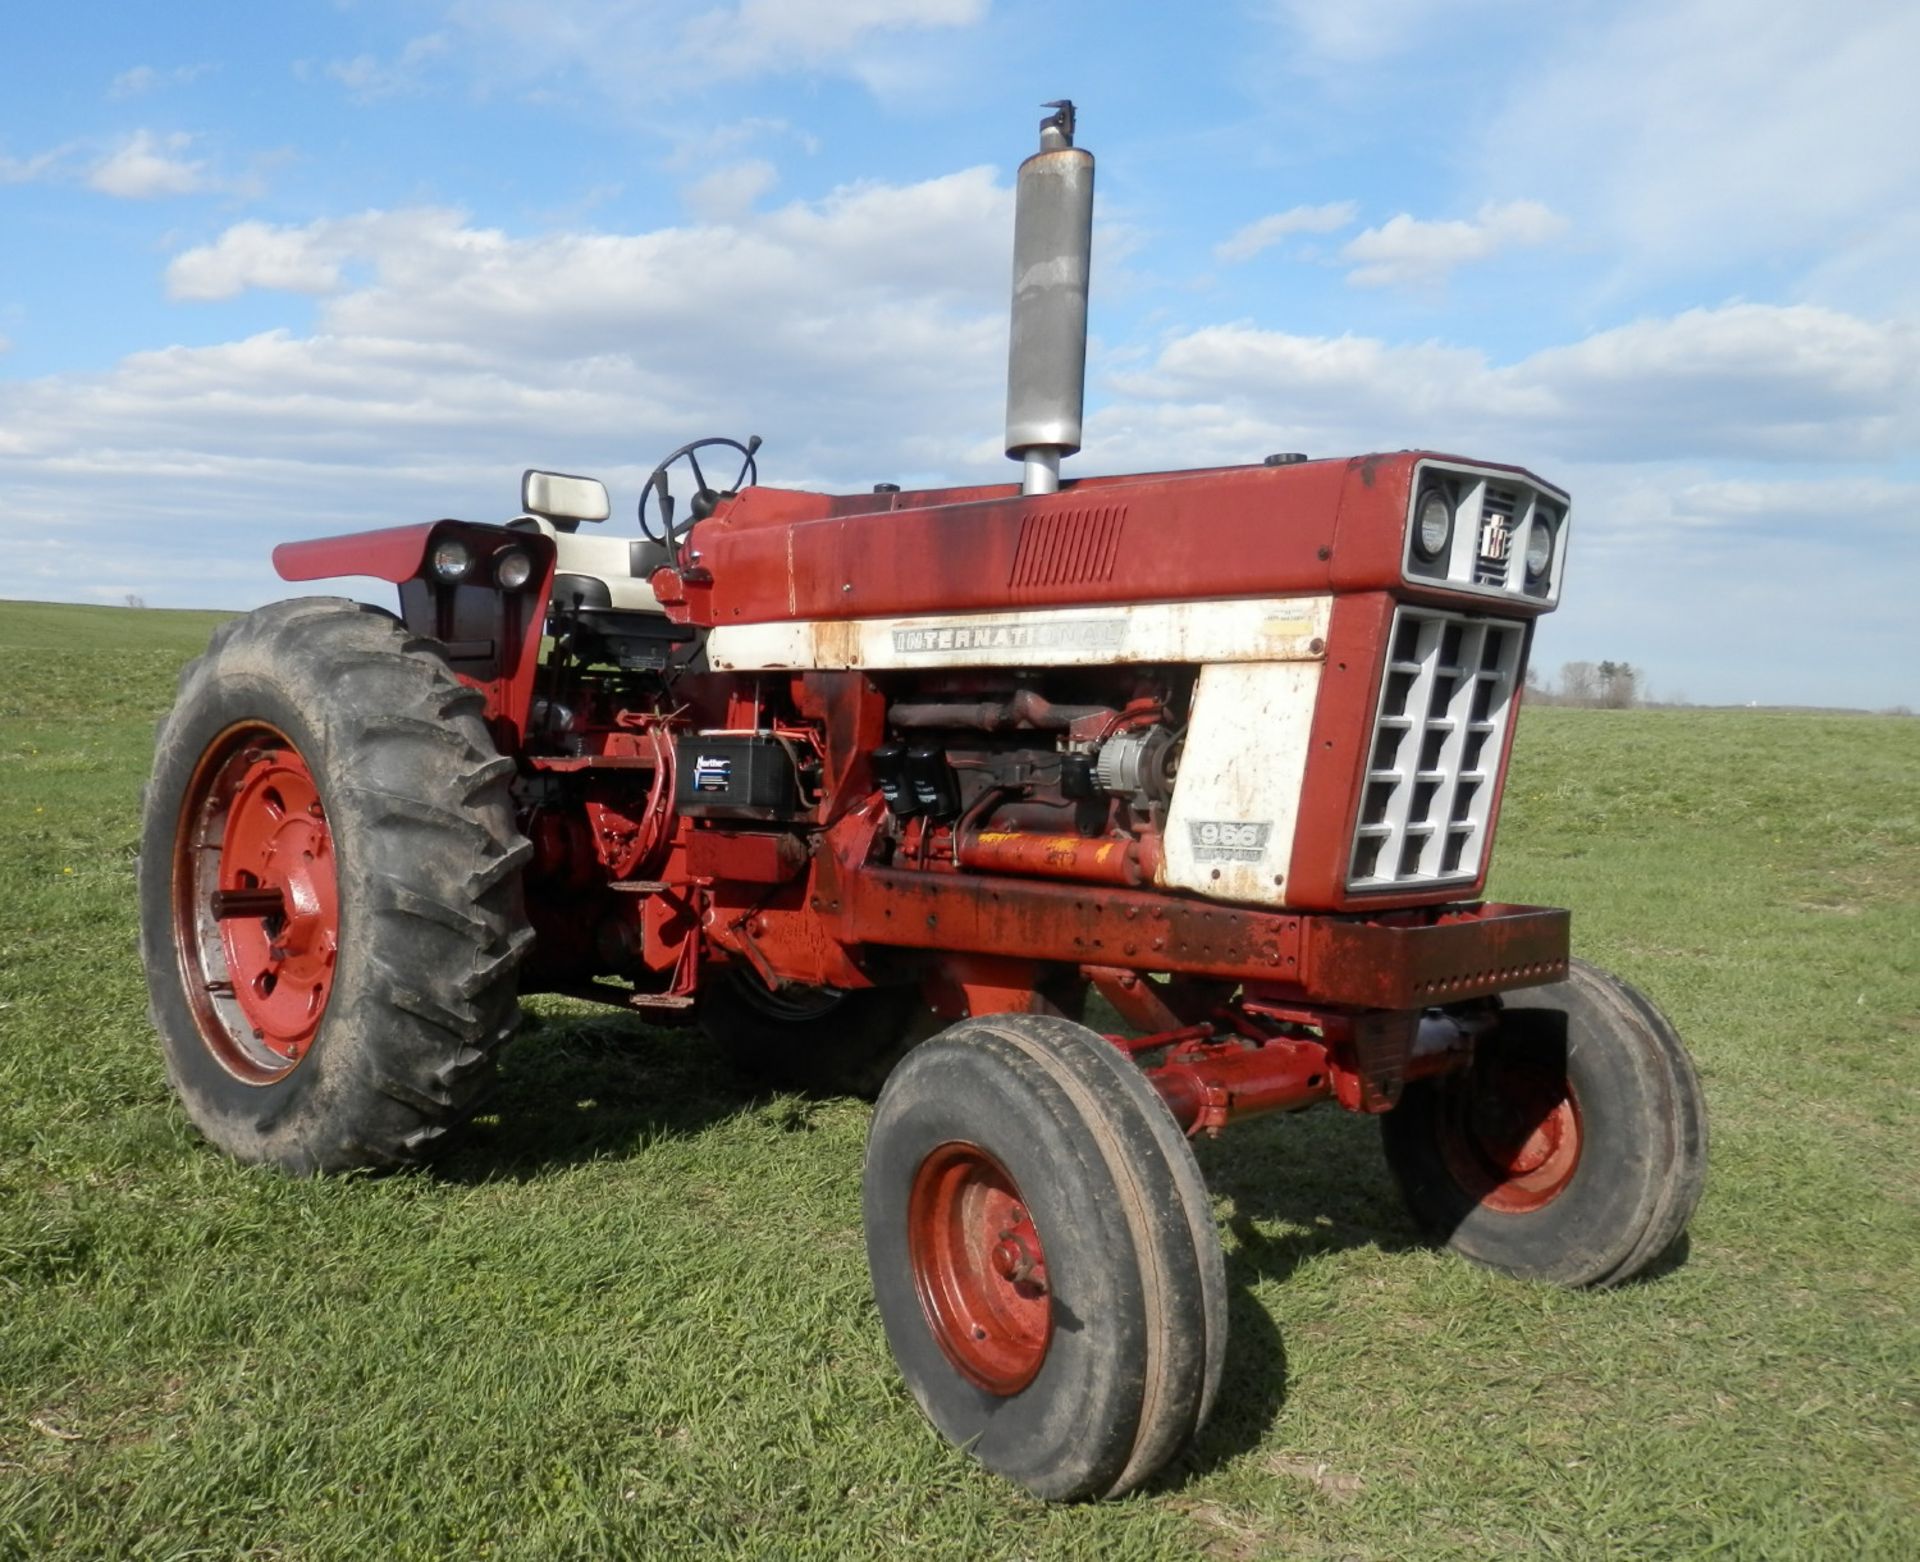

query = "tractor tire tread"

[
  {"left": 864, "top": 1013, "right": 1226, "bottom": 1502},
  {"left": 1381, "top": 958, "right": 1707, "bottom": 1290},
  {"left": 977, "top": 1014, "right": 1222, "bottom": 1497},
  {"left": 139, "top": 597, "right": 532, "bottom": 1173}
]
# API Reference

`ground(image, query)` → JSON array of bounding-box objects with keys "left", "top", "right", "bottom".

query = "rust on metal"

[
  {"left": 1301, "top": 902, "right": 1571, "bottom": 1009},
  {"left": 834, "top": 866, "right": 1305, "bottom": 982}
]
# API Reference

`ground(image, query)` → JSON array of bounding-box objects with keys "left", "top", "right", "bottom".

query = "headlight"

[
  {"left": 1414, "top": 487, "right": 1453, "bottom": 561},
  {"left": 494, "top": 547, "right": 534, "bottom": 590},
  {"left": 1524, "top": 516, "right": 1556, "bottom": 582},
  {"left": 428, "top": 537, "right": 474, "bottom": 583}
]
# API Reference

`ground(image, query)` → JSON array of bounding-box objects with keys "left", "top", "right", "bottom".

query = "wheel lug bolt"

[{"left": 992, "top": 1233, "right": 1036, "bottom": 1283}]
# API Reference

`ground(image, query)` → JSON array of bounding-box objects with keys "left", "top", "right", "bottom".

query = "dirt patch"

[
  {"left": 1180, "top": 1498, "right": 1285, "bottom": 1559},
  {"left": 1267, "top": 1453, "right": 1365, "bottom": 1504}
]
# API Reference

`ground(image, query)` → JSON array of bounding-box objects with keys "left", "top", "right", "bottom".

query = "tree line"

[{"left": 1526, "top": 660, "right": 1645, "bottom": 708}]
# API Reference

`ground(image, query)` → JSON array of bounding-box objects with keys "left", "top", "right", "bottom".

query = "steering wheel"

[{"left": 637, "top": 434, "right": 761, "bottom": 548}]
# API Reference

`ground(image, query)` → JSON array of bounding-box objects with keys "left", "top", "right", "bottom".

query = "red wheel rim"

[
  {"left": 171, "top": 723, "right": 339, "bottom": 1084},
  {"left": 1438, "top": 1046, "right": 1583, "bottom": 1213},
  {"left": 907, "top": 1143, "right": 1052, "bottom": 1396}
]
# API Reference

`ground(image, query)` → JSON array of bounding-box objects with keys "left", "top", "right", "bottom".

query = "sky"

[{"left": 2, "top": 0, "right": 1916, "bottom": 709}]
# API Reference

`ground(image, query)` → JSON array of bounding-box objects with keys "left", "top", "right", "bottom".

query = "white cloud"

[
  {"left": 1478, "top": 0, "right": 1920, "bottom": 306},
  {"left": 441, "top": 0, "right": 988, "bottom": 101},
  {"left": 109, "top": 65, "right": 160, "bottom": 99},
  {"left": 683, "top": 159, "right": 778, "bottom": 221},
  {"left": 167, "top": 211, "right": 471, "bottom": 301},
  {"left": 109, "top": 63, "right": 215, "bottom": 99},
  {"left": 8, "top": 142, "right": 1917, "bottom": 706},
  {"left": 1215, "top": 201, "right": 1357, "bottom": 264},
  {"left": 1264, "top": 0, "right": 1518, "bottom": 64},
  {"left": 661, "top": 117, "right": 816, "bottom": 173},
  {"left": 3, "top": 169, "right": 1020, "bottom": 613},
  {"left": 1107, "top": 302, "right": 1918, "bottom": 466},
  {"left": 1, "top": 143, "right": 74, "bottom": 185},
  {"left": 1665, "top": 474, "right": 1920, "bottom": 539},
  {"left": 1340, "top": 200, "right": 1568, "bottom": 288},
  {"left": 1529, "top": 464, "right": 1920, "bottom": 708},
  {"left": 6, "top": 127, "right": 255, "bottom": 199},
  {"left": 678, "top": 0, "right": 987, "bottom": 78},
  {"left": 325, "top": 34, "right": 451, "bottom": 102},
  {"left": 88, "top": 130, "right": 209, "bottom": 199},
  {"left": 1512, "top": 305, "right": 1917, "bottom": 460}
]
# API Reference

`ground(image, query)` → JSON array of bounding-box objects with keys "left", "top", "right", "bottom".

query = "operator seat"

[
  {"left": 509, "top": 469, "right": 669, "bottom": 613},
  {"left": 510, "top": 468, "right": 697, "bottom": 672}
]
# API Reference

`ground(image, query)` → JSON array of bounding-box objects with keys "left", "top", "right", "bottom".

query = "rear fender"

[{"left": 273, "top": 520, "right": 555, "bottom": 750}]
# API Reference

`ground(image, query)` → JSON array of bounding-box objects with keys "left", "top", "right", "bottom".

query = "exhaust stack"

[{"left": 1005, "top": 101, "right": 1094, "bottom": 497}]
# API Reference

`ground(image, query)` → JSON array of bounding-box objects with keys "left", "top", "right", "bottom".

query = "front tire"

[
  {"left": 139, "top": 598, "right": 533, "bottom": 1173},
  {"left": 1382, "top": 959, "right": 1707, "bottom": 1288},
  {"left": 863, "top": 1014, "right": 1226, "bottom": 1500}
]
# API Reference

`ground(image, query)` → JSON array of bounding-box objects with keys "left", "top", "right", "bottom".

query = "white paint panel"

[
  {"left": 707, "top": 595, "right": 1332, "bottom": 671},
  {"left": 1162, "top": 661, "right": 1322, "bottom": 907}
]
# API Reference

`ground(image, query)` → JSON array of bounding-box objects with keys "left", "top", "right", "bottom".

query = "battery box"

[{"left": 673, "top": 734, "right": 798, "bottom": 820}]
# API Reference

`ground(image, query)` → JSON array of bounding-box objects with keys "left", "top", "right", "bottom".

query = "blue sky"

[{"left": 3, "top": 0, "right": 1916, "bottom": 708}]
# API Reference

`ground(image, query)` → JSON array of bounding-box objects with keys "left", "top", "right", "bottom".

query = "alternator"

[{"left": 1094, "top": 727, "right": 1178, "bottom": 803}]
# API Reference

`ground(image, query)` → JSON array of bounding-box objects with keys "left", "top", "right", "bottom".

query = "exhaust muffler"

[{"left": 1005, "top": 100, "right": 1094, "bottom": 497}]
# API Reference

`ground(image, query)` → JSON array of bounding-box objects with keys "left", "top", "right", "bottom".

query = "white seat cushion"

[{"left": 512, "top": 516, "right": 664, "bottom": 612}]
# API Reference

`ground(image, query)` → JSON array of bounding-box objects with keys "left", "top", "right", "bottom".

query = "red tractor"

[{"left": 140, "top": 104, "right": 1705, "bottom": 1501}]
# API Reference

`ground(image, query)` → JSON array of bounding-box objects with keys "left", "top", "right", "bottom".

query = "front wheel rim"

[
  {"left": 1437, "top": 1047, "right": 1583, "bottom": 1214},
  {"left": 907, "top": 1142, "right": 1053, "bottom": 1395},
  {"left": 172, "top": 724, "right": 340, "bottom": 1084}
]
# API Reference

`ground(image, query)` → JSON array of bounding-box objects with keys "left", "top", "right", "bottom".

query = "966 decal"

[{"left": 1188, "top": 819, "right": 1271, "bottom": 863}]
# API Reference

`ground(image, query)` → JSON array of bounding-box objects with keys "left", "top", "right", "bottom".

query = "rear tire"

[
  {"left": 1381, "top": 959, "right": 1707, "bottom": 1288},
  {"left": 863, "top": 1014, "right": 1226, "bottom": 1500},
  {"left": 139, "top": 598, "right": 533, "bottom": 1173}
]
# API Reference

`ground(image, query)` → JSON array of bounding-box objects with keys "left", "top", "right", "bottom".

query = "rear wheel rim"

[
  {"left": 1437, "top": 1046, "right": 1583, "bottom": 1214},
  {"left": 172, "top": 724, "right": 339, "bottom": 1084},
  {"left": 907, "top": 1142, "right": 1052, "bottom": 1395}
]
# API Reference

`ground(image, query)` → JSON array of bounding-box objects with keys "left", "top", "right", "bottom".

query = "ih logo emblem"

[{"left": 1479, "top": 514, "right": 1513, "bottom": 561}]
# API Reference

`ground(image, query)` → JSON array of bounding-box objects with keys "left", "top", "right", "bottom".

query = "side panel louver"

[{"left": 1007, "top": 504, "right": 1128, "bottom": 591}]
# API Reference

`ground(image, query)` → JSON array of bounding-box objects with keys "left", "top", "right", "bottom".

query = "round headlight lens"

[
  {"left": 1524, "top": 516, "right": 1556, "bottom": 581},
  {"left": 494, "top": 547, "right": 533, "bottom": 590},
  {"left": 428, "top": 537, "right": 474, "bottom": 583},
  {"left": 1414, "top": 489, "right": 1453, "bottom": 561}
]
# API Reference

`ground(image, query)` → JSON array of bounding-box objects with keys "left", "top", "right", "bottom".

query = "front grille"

[
  {"left": 1349, "top": 606, "right": 1526, "bottom": 892},
  {"left": 1401, "top": 460, "right": 1568, "bottom": 606},
  {"left": 1473, "top": 486, "right": 1520, "bottom": 588}
]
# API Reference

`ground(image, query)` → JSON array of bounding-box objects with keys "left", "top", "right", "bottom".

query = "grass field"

[{"left": 2, "top": 597, "right": 1915, "bottom": 1559}]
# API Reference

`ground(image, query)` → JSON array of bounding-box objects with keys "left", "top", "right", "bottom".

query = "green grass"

[{"left": 2, "top": 598, "right": 1916, "bottom": 1559}]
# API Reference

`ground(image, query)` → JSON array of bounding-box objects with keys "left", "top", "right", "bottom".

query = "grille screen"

[
  {"left": 1473, "top": 486, "right": 1520, "bottom": 588},
  {"left": 1349, "top": 606, "right": 1526, "bottom": 892}
]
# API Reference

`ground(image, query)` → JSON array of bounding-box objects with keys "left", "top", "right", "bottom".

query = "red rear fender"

[
  {"left": 273, "top": 523, "right": 446, "bottom": 583},
  {"left": 272, "top": 520, "right": 555, "bottom": 751}
]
